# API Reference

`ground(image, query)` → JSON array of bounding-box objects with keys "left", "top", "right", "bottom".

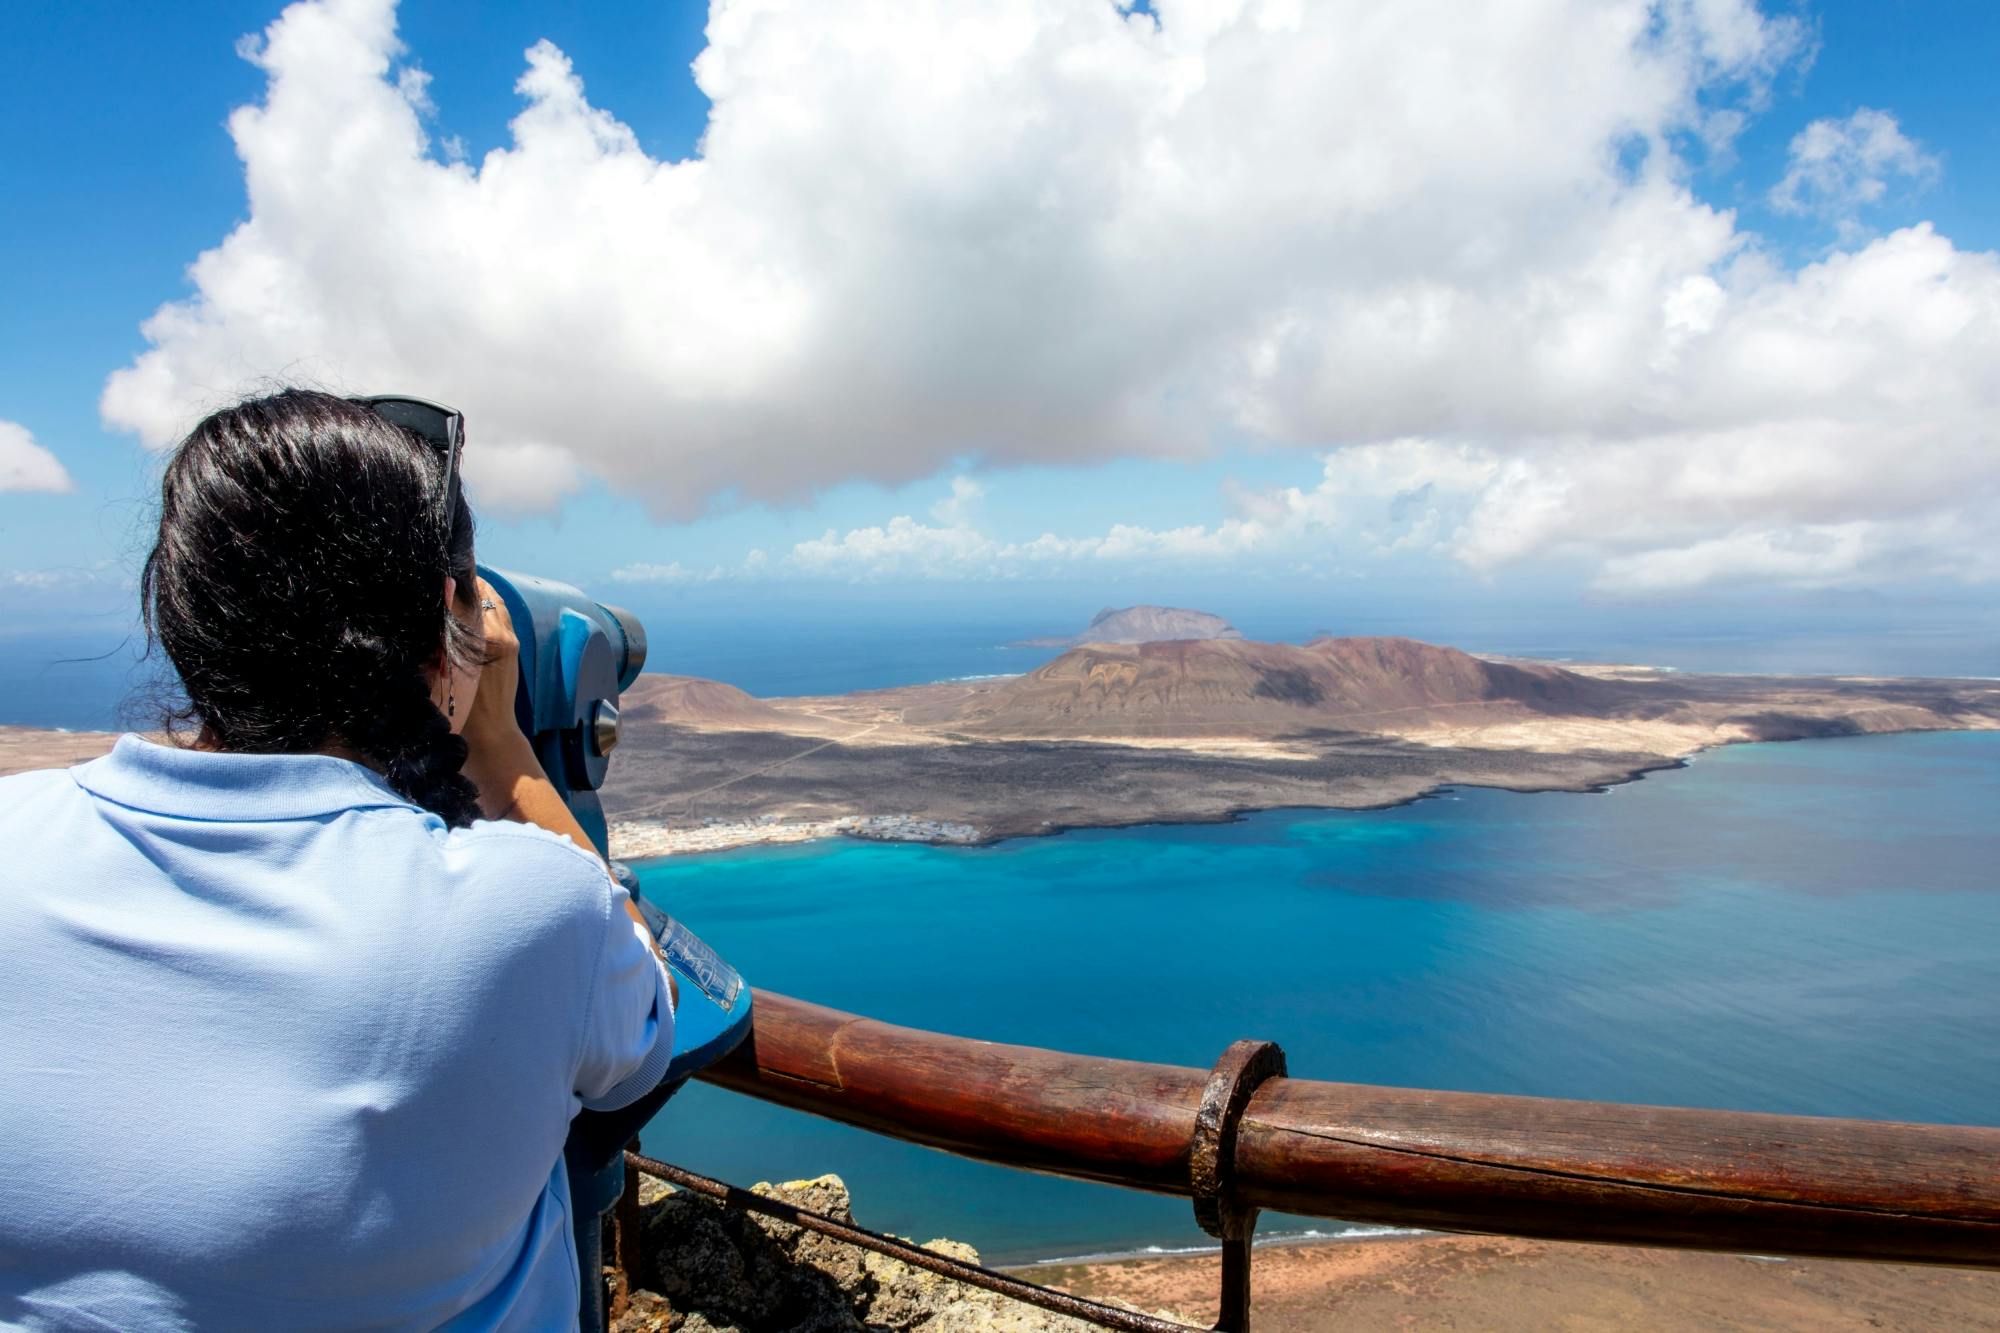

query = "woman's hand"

[
  {"left": 460, "top": 577, "right": 537, "bottom": 779},
  {"left": 450, "top": 578, "right": 665, "bottom": 969}
]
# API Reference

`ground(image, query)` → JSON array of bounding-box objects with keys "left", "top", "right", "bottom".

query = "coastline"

[
  {"left": 8, "top": 722, "right": 1993, "bottom": 867},
  {"left": 609, "top": 812, "right": 981, "bottom": 859},
  {"left": 1011, "top": 1224, "right": 1431, "bottom": 1269},
  {"left": 602, "top": 729, "right": 1902, "bottom": 861}
]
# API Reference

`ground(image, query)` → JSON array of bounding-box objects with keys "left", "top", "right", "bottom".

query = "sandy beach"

[
  {"left": 608, "top": 813, "right": 981, "bottom": 859},
  {"left": 1015, "top": 1233, "right": 2000, "bottom": 1331}
]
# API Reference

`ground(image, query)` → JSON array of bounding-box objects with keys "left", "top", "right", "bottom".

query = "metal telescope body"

[
  {"left": 479, "top": 567, "right": 644, "bottom": 857},
  {"left": 478, "top": 566, "right": 751, "bottom": 1331}
]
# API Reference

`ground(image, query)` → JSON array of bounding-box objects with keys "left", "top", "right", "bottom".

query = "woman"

[{"left": 0, "top": 390, "right": 674, "bottom": 1329}]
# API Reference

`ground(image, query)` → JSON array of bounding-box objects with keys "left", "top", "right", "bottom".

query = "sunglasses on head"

[{"left": 357, "top": 394, "right": 465, "bottom": 529}]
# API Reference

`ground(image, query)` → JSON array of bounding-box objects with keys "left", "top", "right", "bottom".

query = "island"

[
  {"left": 597, "top": 636, "right": 2000, "bottom": 858},
  {"left": 1008, "top": 603, "right": 1244, "bottom": 648}
]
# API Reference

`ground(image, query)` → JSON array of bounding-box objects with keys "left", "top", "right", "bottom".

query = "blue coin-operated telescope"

[
  {"left": 480, "top": 566, "right": 754, "bottom": 1329},
  {"left": 480, "top": 567, "right": 639, "bottom": 853}
]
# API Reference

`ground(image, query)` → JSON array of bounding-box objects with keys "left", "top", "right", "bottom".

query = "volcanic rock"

[
  {"left": 612, "top": 1173, "right": 1145, "bottom": 1331},
  {"left": 917, "top": 636, "right": 1610, "bottom": 736},
  {"left": 622, "top": 676, "right": 795, "bottom": 730},
  {"left": 1012, "top": 605, "right": 1243, "bottom": 648}
]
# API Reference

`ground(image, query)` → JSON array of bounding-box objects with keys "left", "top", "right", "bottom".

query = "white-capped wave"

[{"left": 1023, "top": 1224, "right": 1427, "bottom": 1266}]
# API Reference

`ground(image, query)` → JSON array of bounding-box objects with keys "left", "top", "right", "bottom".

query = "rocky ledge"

[{"left": 611, "top": 1173, "right": 1165, "bottom": 1332}]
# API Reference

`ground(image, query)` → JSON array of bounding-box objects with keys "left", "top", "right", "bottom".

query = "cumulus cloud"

[
  {"left": 763, "top": 377, "right": 2000, "bottom": 589},
  {"left": 1770, "top": 108, "right": 1939, "bottom": 221},
  {"left": 0, "top": 420, "right": 73, "bottom": 494},
  {"left": 611, "top": 561, "right": 701, "bottom": 584},
  {"left": 793, "top": 513, "right": 1001, "bottom": 580},
  {"left": 776, "top": 448, "right": 1492, "bottom": 580},
  {"left": 610, "top": 559, "right": 733, "bottom": 584},
  {"left": 930, "top": 476, "right": 984, "bottom": 527},
  {"left": 4, "top": 570, "right": 75, "bottom": 591},
  {"left": 2, "top": 562, "right": 125, "bottom": 594},
  {"left": 99, "top": 0, "right": 1997, "bottom": 589}
]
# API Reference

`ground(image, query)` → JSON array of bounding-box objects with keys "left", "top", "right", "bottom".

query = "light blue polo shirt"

[{"left": 0, "top": 735, "right": 674, "bottom": 1331}]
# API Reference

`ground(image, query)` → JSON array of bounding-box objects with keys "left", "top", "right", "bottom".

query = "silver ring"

[{"left": 480, "top": 598, "right": 497, "bottom": 610}]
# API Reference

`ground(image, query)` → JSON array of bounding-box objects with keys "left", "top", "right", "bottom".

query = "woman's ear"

[{"left": 433, "top": 575, "right": 461, "bottom": 677}]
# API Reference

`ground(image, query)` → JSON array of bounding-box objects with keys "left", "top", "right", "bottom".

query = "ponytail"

[
  {"left": 143, "top": 389, "right": 486, "bottom": 828},
  {"left": 329, "top": 637, "right": 483, "bottom": 827}
]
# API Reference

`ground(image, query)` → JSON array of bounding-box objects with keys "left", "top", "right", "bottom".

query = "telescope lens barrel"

[{"left": 597, "top": 604, "right": 648, "bottom": 688}]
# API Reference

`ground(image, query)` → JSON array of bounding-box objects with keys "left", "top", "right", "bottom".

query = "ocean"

[{"left": 632, "top": 731, "right": 2000, "bottom": 1265}]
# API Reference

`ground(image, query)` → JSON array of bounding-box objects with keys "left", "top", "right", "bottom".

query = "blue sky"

[{"left": 4, "top": 0, "right": 1998, "bottom": 650}]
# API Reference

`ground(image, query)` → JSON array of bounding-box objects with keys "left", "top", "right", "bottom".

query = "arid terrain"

[
  {"left": 614, "top": 1171, "right": 2000, "bottom": 1332},
  {"left": 598, "top": 636, "right": 2000, "bottom": 856},
  {"left": 0, "top": 726, "right": 128, "bottom": 775},
  {"left": 8, "top": 636, "right": 1998, "bottom": 860},
  {"left": 1017, "top": 1232, "right": 2000, "bottom": 1332}
]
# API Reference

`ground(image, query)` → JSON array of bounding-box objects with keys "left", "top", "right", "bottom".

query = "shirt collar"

[{"left": 72, "top": 734, "right": 426, "bottom": 823}]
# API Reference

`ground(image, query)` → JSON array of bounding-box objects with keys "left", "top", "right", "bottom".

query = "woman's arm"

[{"left": 460, "top": 579, "right": 670, "bottom": 983}]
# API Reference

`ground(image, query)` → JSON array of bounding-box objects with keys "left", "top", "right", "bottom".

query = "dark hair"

[{"left": 143, "top": 388, "right": 485, "bottom": 826}]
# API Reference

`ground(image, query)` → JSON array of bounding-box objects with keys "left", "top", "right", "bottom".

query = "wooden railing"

[{"left": 693, "top": 989, "right": 2000, "bottom": 1312}]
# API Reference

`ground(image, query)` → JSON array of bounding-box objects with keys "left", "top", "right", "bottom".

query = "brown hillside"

[
  {"left": 621, "top": 675, "right": 792, "bottom": 729},
  {"left": 915, "top": 636, "right": 1612, "bottom": 736}
]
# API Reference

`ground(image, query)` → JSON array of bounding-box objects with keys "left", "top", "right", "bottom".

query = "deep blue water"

[
  {"left": 633, "top": 731, "right": 2000, "bottom": 1264},
  {"left": 0, "top": 628, "right": 167, "bottom": 731}
]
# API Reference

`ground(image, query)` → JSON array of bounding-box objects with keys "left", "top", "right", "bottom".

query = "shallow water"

[{"left": 634, "top": 731, "right": 2000, "bottom": 1264}]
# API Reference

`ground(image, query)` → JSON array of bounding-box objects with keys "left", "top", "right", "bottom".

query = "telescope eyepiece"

[{"left": 591, "top": 700, "right": 621, "bottom": 757}]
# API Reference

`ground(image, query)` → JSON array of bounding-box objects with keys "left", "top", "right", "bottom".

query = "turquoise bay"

[{"left": 635, "top": 731, "right": 2000, "bottom": 1265}]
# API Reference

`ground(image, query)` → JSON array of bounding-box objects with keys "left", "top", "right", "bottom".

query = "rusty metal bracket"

[
  {"left": 1190, "top": 1038, "right": 1287, "bottom": 1238},
  {"left": 608, "top": 1137, "right": 645, "bottom": 1321},
  {"left": 1189, "top": 1039, "right": 1287, "bottom": 1332}
]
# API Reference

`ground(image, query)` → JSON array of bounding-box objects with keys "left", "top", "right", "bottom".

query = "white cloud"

[
  {"left": 0, "top": 420, "right": 73, "bottom": 494},
  {"left": 775, "top": 448, "right": 1492, "bottom": 580},
  {"left": 1771, "top": 108, "right": 1939, "bottom": 220},
  {"left": 5, "top": 570, "right": 73, "bottom": 591},
  {"left": 930, "top": 476, "right": 984, "bottom": 527},
  {"left": 610, "top": 559, "right": 730, "bottom": 584},
  {"left": 2, "top": 562, "right": 124, "bottom": 593},
  {"left": 97, "top": 0, "right": 1998, "bottom": 590},
  {"left": 1596, "top": 524, "right": 1873, "bottom": 592},
  {"left": 1447, "top": 226, "right": 2000, "bottom": 588},
  {"left": 792, "top": 515, "right": 1000, "bottom": 580},
  {"left": 611, "top": 561, "right": 697, "bottom": 584},
  {"left": 778, "top": 379, "right": 2000, "bottom": 589}
]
